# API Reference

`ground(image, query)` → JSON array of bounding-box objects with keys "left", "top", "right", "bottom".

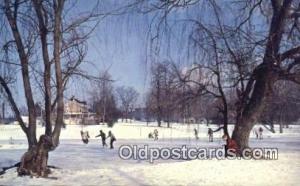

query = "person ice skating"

[
  {"left": 208, "top": 128, "right": 213, "bottom": 142},
  {"left": 9, "top": 137, "right": 14, "bottom": 144},
  {"left": 153, "top": 129, "right": 159, "bottom": 140},
  {"left": 194, "top": 128, "right": 199, "bottom": 140},
  {"left": 107, "top": 131, "right": 116, "bottom": 149},
  {"left": 254, "top": 129, "right": 259, "bottom": 139},
  {"left": 223, "top": 134, "right": 238, "bottom": 157},
  {"left": 95, "top": 130, "right": 107, "bottom": 147},
  {"left": 259, "top": 127, "right": 263, "bottom": 139},
  {"left": 80, "top": 130, "right": 90, "bottom": 144},
  {"left": 148, "top": 132, "right": 153, "bottom": 139}
]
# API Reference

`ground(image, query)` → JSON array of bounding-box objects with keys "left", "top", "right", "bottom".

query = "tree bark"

[
  {"left": 52, "top": 0, "right": 65, "bottom": 147},
  {"left": 232, "top": 67, "right": 276, "bottom": 150},
  {"left": 17, "top": 135, "right": 52, "bottom": 177},
  {"left": 32, "top": 0, "right": 52, "bottom": 136},
  {"left": 4, "top": 0, "right": 37, "bottom": 148}
]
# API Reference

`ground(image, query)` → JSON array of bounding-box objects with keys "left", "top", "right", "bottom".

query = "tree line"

[
  {"left": 88, "top": 70, "right": 139, "bottom": 126},
  {"left": 138, "top": 0, "right": 300, "bottom": 151},
  {"left": 145, "top": 61, "right": 300, "bottom": 132}
]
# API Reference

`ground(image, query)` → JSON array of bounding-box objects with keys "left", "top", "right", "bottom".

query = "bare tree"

[
  {"left": 0, "top": 0, "right": 104, "bottom": 177},
  {"left": 148, "top": 62, "right": 166, "bottom": 127},
  {"left": 116, "top": 86, "right": 139, "bottom": 123},
  {"left": 260, "top": 81, "right": 300, "bottom": 133},
  {"left": 230, "top": 0, "right": 300, "bottom": 151},
  {"left": 137, "top": 0, "right": 300, "bottom": 152},
  {"left": 89, "top": 71, "right": 118, "bottom": 125},
  {"left": 146, "top": 61, "right": 180, "bottom": 127}
]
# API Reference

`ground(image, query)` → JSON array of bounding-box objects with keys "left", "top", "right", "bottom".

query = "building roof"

[{"left": 69, "top": 96, "right": 87, "bottom": 105}]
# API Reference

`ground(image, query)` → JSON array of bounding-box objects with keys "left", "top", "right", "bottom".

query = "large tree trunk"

[
  {"left": 232, "top": 0, "right": 292, "bottom": 151},
  {"left": 1, "top": 76, "right": 49, "bottom": 178},
  {"left": 17, "top": 135, "right": 53, "bottom": 177},
  {"left": 232, "top": 68, "right": 275, "bottom": 150}
]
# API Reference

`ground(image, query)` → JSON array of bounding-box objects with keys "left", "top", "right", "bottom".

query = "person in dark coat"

[
  {"left": 95, "top": 130, "right": 107, "bottom": 147},
  {"left": 153, "top": 129, "right": 159, "bottom": 141},
  {"left": 208, "top": 128, "right": 213, "bottom": 142},
  {"left": 148, "top": 132, "right": 153, "bottom": 139},
  {"left": 259, "top": 127, "right": 263, "bottom": 139},
  {"left": 107, "top": 131, "right": 116, "bottom": 149},
  {"left": 194, "top": 128, "right": 199, "bottom": 140},
  {"left": 254, "top": 129, "right": 259, "bottom": 139}
]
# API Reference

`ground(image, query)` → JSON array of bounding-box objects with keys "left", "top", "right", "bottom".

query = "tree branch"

[{"left": 0, "top": 75, "right": 27, "bottom": 133}]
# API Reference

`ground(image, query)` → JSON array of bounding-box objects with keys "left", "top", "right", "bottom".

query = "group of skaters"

[
  {"left": 147, "top": 128, "right": 218, "bottom": 142},
  {"left": 146, "top": 127, "right": 239, "bottom": 157},
  {"left": 193, "top": 127, "right": 215, "bottom": 142},
  {"left": 194, "top": 126, "right": 264, "bottom": 142},
  {"left": 146, "top": 126, "right": 264, "bottom": 143},
  {"left": 95, "top": 130, "right": 117, "bottom": 149},
  {"left": 80, "top": 130, "right": 117, "bottom": 149},
  {"left": 80, "top": 125, "right": 264, "bottom": 158}
]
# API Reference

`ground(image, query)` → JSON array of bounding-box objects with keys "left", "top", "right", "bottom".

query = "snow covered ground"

[{"left": 0, "top": 121, "right": 300, "bottom": 186}]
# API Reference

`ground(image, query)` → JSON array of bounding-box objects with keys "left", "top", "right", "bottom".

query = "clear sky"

[{"left": 63, "top": 1, "right": 154, "bottom": 105}]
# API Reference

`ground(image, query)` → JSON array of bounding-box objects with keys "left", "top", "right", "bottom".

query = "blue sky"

[
  {"left": 9, "top": 1, "right": 153, "bottom": 108},
  {"left": 10, "top": 0, "right": 205, "bottom": 109},
  {"left": 10, "top": 0, "right": 249, "bottom": 109},
  {"left": 63, "top": 1, "right": 153, "bottom": 105}
]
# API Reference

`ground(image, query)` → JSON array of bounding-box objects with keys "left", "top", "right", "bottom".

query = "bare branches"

[
  {"left": 287, "top": 57, "right": 300, "bottom": 71},
  {"left": 3, "top": 0, "right": 37, "bottom": 146},
  {"left": 279, "top": 46, "right": 300, "bottom": 61},
  {"left": 116, "top": 86, "right": 139, "bottom": 122},
  {"left": 279, "top": 71, "right": 300, "bottom": 84},
  {"left": 234, "top": 0, "right": 264, "bottom": 31},
  {"left": 0, "top": 75, "right": 27, "bottom": 133}
]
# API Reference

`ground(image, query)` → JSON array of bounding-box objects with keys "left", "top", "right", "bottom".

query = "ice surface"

[{"left": 0, "top": 122, "right": 299, "bottom": 186}]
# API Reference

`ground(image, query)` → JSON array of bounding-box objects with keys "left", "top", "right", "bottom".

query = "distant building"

[
  {"left": 64, "top": 96, "right": 96, "bottom": 125},
  {"left": 65, "top": 96, "right": 88, "bottom": 114}
]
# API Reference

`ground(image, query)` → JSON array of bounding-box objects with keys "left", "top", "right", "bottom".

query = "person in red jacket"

[{"left": 223, "top": 134, "right": 238, "bottom": 157}]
